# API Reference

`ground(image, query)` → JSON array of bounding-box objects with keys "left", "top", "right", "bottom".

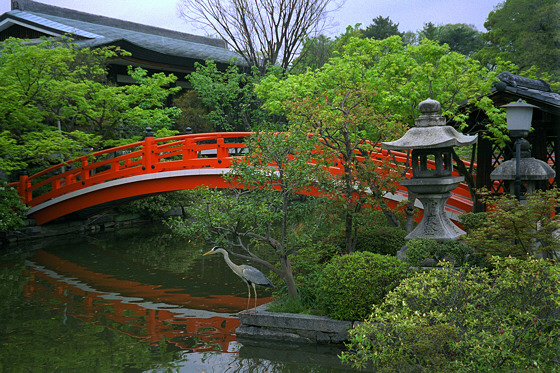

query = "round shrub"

[
  {"left": 316, "top": 252, "right": 409, "bottom": 321},
  {"left": 355, "top": 225, "right": 407, "bottom": 256}
]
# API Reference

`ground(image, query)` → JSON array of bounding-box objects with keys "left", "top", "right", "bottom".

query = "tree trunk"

[
  {"left": 345, "top": 210, "right": 354, "bottom": 253},
  {"left": 279, "top": 254, "right": 298, "bottom": 298}
]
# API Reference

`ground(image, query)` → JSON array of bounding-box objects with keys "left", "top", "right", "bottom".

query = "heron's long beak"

[{"left": 203, "top": 250, "right": 213, "bottom": 256}]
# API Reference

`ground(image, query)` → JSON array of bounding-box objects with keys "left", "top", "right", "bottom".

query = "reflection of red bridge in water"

[
  {"left": 24, "top": 249, "right": 271, "bottom": 352},
  {"left": 10, "top": 132, "right": 473, "bottom": 225}
]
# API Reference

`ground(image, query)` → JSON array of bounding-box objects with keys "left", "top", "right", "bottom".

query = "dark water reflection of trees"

[{"left": 0, "top": 224, "right": 355, "bottom": 372}]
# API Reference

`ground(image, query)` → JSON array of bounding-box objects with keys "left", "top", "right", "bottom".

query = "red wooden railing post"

[
  {"left": 143, "top": 127, "right": 155, "bottom": 172},
  {"left": 17, "top": 169, "right": 31, "bottom": 205},
  {"left": 80, "top": 156, "right": 89, "bottom": 185},
  {"left": 183, "top": 136, "right": 196, "bottom": 166},
  {"left": 216, "top": 137, "right": 227, "bottom": 165}
]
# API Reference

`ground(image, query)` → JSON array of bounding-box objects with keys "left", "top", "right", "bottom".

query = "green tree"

[
  {"left": 185, "top": 60, "right": 268, "bottom": 132},
  {"left": 167, "top": 129, "right": 333, "bottom": 298},
  {"left": 172, "top": 91, "right": 213, "bottom": 134},
  {"left": 437, "top": 23, "right": 485, "bottom": 57},
  {"left": 419, "top": 22, "right": 440, "bottom": 41},
  {"left": 0, "top": 183, "right": 26, "bottom": 231},
  {"left": 461, "top": 189, "right": 560, "bottom": 259},
  {"left": 363, "top": 16, "right": 403, "bottom": 40},
  {"left": 0, "top": 38, "right": 181, "bottom": 171},
  {"left": 256, "top": 35, "right": 502, "bottom": 252},
  {"left": 0, "top": 37, "right": 182, "bottom": 229},
  {"left": 419, "top": 23, "right": 484, "bottom": 57},
  {"left": 476, "top": 0, "right": 560, "bottom": 79}
]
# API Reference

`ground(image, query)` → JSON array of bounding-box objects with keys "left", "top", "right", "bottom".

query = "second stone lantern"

[{"left": 382, "top": 99, "right": 478, "bottom": 241}]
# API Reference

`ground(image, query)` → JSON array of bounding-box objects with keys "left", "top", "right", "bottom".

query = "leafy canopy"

[
  {"left": 476, "top": 0, "right": 560, "bottom": 80},
  {"left": 258, "top": 35, "right": 501, "bottom": 131},
  {"left": 0, "top": 37, "right": 181, "bottom": 173}
]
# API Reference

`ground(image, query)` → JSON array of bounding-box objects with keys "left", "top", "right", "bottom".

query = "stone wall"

[{"left": 1, "top": 213, "right": 150, "bottom": 248}]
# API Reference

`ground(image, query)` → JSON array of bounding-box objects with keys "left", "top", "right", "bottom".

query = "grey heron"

[{"left": 203, "top": 246, "right": 273, "bottom": 312}]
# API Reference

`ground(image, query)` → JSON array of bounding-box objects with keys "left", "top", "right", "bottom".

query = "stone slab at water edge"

[{"left": 237, "top": 304, "right": 356, "bottom": 344}]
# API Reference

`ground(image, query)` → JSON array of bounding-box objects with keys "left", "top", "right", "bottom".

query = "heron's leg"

[
  {"left": 252, "top": 283, "right": 258, "bottom": 313},
  {"left": 246, "top": 283, "right": 251, "bottom": 311}
]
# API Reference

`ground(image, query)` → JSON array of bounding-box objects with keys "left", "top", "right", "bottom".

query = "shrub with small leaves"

[
  {"left": 341, "top": 257, "right": 560, "bottom": 372},
  {"left": 316, "top": 252, "right": 409, "bottom": 321},
  {"left": 462, "top": 189, "right": 560, "bottom": 259},
  {"left": 0, "top": 183, "right": 26, "bottom": 231}
]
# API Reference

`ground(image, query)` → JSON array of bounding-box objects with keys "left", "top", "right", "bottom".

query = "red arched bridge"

[{"left": 10, "top": 132, "right": 473, "bottom": 225}]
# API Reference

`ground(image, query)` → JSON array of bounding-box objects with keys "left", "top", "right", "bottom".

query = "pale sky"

[{"left": 1, "top": 0, "right": 503, "bottom": 36}]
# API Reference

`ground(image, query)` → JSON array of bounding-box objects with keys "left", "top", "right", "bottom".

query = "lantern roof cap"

[
  {"left": 490, "top": 158, "right": 555, "bottom": 181},
  {"left": 490, "top": 139, "right": 555, "bottom": 181},
  {"left": 381, "top": 98, "right": 477, "bottom": 150}
]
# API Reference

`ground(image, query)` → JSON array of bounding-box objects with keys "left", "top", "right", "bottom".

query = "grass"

[{"left": 266, "top": 297, "right": 323, "bottom": 315}]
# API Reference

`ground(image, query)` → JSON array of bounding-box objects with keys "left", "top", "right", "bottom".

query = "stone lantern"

[
  {"left": 382, "top": 98, "right": 477, "bottom": 241},
  {"left": 491, "top": 99, "right": 555, "bottom": 200},
  {"left": 490, "top": 138, "right": 555, "bottom": 198}
]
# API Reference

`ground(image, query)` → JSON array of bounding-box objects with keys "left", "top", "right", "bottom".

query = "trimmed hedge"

[{"left": 316, "top": 252, "right": 409, "bottom": 321}]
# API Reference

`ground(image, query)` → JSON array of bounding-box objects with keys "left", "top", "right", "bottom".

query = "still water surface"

[{"left": 1, "top": 224, "right": 356, "bottom": 372}]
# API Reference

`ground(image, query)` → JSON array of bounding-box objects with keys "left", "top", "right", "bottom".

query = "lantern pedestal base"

[{"left": 402, "top": 177, "right": 465, "bottom": 242}]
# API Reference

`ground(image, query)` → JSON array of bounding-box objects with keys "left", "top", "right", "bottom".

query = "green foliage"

[
  {"left": 0, "top": 183, "right": 27, "bottom": 231},
  {"left": 172, "top": 90, "right": 213, "bottom": 133},
  {"left": 458, "top": 210, "right": 489, "bottom": 233},
  {"left": 316, "top": 252, "right": 409, "bottom": 320},
  {"left": 436, "top": 24, "right": 485, "bottom": 57},
  {"left": 266, "top": 297, "right": 313, "bottom": 314},
  {"left": 405, "top": 237, "right": 440, "bottom": 267},
  {"left": 0, "top": 38, "right": 180, "bottom": 140},
  {"left": 341, "top": 257, "right": 560, "bottom": 372},
  {"left": 258, "top": 35, "right": 500, "bottom": 131},
  {"left": 462, "top": 189, "right": 560, "bottom": 258},
  {"left": 257, "top": 35, "right": 500, "bottom": 252},
  {"left": 281, "top": 240, "right": 342, "bottom": 310},
  {"left": 419, "top": 22, "right": 440, "bottom": 41},
  {"left": 0, "top": 129, "right": 102, "bottom": 172},
  {"left": 186, "top": 61, "right": 267, "bottom": 131},
  {"left": 291, "top": 35, "right": 335, "bottom": 73},
  {"left": 405, "top": 238, "right": 473, "bottom": 267},
  {"left": 476, "top": 0, "right": 560, "bottom": 79}
]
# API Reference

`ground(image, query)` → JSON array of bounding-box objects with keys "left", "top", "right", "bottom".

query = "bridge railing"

[
  {"left": 10, "top": 132, "right": 474, "bottom": 214},
  {"left": 13, "top": 132, "right": 252, "bottom": 207}
]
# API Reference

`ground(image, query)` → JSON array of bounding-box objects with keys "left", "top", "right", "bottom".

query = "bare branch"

[{"left": 177, "top": 0, "right": 343, "bottom": 73}]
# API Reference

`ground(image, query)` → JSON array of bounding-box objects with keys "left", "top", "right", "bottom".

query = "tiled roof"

[
  {"left": 2, "top": 8, "right": 243, "bottom": 66},
  {"left": 492, "top": 71, "right": 560, "bottom": 115},
  {"left": 9, "top": 10, "right": 102, "bottom": 38}
]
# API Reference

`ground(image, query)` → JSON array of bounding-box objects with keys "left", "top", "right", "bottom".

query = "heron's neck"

[{"left": 219, "top": 249, "right": 239, "bottom": 272}]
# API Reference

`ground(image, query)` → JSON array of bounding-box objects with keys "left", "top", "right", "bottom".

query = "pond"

[{"left": 0, "top": 224, "right": 356, "bottom": 372}]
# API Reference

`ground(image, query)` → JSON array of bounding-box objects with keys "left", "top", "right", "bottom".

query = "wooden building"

[{"left": 0, "top": 0, "right": 244, "bottom": 88}]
